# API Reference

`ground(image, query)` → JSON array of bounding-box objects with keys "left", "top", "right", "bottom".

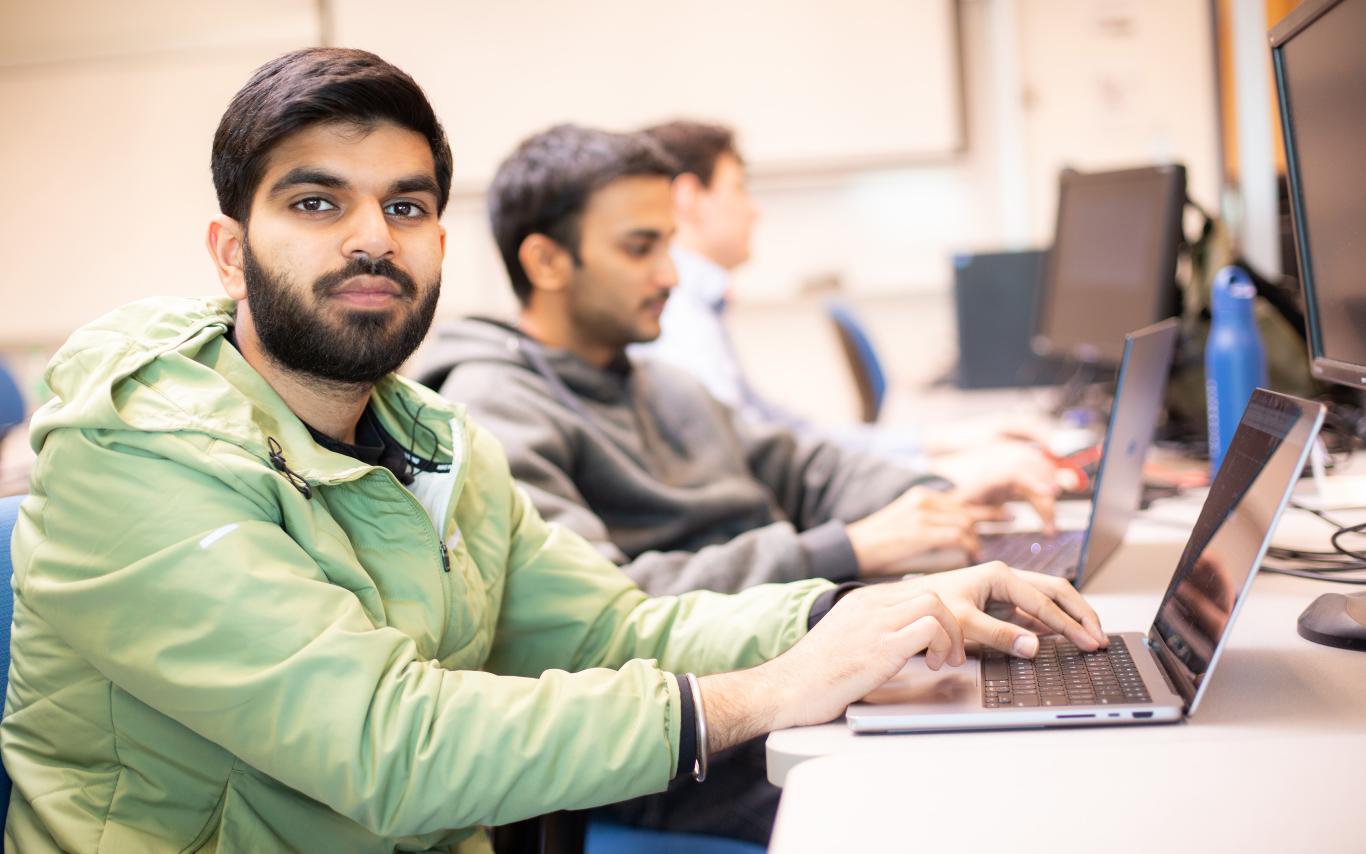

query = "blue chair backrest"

[
  {"left": 0, "top": 361, "right": 24, "bottom": 441},
  {"left": 0, "top": 493, "right": 23, "bottom": 827},
  {"left": 586, "top": 819, "right": 766, "bottom": 854},
  {"left": 825, "top": 299, "right": 888, "bottom": 422}
]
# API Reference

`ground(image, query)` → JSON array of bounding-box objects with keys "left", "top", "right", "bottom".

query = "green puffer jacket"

[{"left": 2, "top": 297, "right": 829, "bottom": 853}]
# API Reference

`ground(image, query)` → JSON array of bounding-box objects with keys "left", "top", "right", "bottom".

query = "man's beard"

[
  {"left": 241, "top": 242, "right": 440, "bottom": 386},
  {"left": 567, "top": 279, "right": 667, "bottom": 351}
]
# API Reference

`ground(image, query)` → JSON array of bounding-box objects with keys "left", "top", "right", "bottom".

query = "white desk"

[{"left": 767, "top": 479, "right": 1366, "bottom": 854}]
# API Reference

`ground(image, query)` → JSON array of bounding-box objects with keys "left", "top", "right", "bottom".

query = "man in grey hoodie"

[{"left": 433, "top": 124, "right": 1065, "bottom": 844}]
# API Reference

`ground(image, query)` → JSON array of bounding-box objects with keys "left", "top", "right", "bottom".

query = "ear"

[
  {"left": 672, "top": 172, "right": 704, "bottom": 219},
  {"left": 207, "top": 215, "right": 248, "bottom": 300},
  {"left": 518, "top": 233, "right": 574, "bottom": 295}
]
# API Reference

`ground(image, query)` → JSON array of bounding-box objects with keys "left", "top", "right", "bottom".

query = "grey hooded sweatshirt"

[{"left": 436, "top": 317, "right": 939, "bottom": 596}]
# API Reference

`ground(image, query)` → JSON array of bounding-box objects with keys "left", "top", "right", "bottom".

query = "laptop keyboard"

[
  {"left": 979, "top": 530, "right": 1084, "bottom": 577},
  {"left": 981, "top": 635, "right": 1152, "bottom": 708}
]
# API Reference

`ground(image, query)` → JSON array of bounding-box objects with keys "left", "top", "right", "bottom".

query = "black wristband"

[{"left": 675, "top": 672, "right": 697, "bottom": 780}]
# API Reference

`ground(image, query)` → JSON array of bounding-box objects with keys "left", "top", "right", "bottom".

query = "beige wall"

[{"left": 0, "top": 0, "right": 1226, "bottom": 425}]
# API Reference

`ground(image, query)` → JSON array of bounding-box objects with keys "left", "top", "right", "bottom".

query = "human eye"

[
  {"left": 623, "top": 239, "right": 655, "bottom": 258},
  {"left": 384, "top": 200, "right": 428, "bottom": 220},
  {"left": 291, "top": 196, "right": 338, "bottom": 214}
]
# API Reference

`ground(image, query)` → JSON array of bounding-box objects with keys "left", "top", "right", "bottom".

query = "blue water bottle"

[{"left": 1205, "top": 266, "right": 1268, "bottom": 473}]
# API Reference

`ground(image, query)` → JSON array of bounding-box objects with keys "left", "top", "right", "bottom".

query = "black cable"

[
  {"left": 1261, "top": 566, "right": 1366, "bottom": 584},
  {"left": 1264, "top": 501, "right": 1366, "bottom": 582}
]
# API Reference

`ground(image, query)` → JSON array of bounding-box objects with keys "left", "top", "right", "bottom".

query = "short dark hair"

[
  {"left": 640, "top": 120, "right": 739, "bottom": 187},
  {"left": 488, "top": 124, "right": 678, "bottom": 305},
  {"left": 212, "top": 47, "right": 453, "bottom": 223}
]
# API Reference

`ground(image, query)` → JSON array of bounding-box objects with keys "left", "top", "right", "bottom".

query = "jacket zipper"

[{"left": 439, "top": 539, "right": 451, "bottom": 572}]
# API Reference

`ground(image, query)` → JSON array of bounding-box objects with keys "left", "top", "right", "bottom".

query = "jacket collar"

[{"left": 33, "top": 297, "right": 465, "bottom": 488}]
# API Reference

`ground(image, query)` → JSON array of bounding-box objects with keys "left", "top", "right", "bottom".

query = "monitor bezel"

[
  {"left": 1032, "top": 164, "right": 1187, "bottom": 366},
  {"left": 1269, "top": 0, "right": 1365, "bottom": 390}
]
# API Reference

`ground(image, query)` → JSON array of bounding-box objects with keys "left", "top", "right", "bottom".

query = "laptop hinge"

[{"left": 1145, "top": 632, "right": 1193, "bottom": 711}]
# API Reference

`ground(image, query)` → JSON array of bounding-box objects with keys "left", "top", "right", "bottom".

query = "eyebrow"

[
  {"left": 620, "top": 226, "right": 675, "bottom": 241},
  {"left": 266, "top": 169, "right": 441, "bottom": 199},
  {"left": 388, "top": 175, "right": 441, "bottom": 198},
  {"left": 268, "top": 167, "right": 349, "bottom": 196}
]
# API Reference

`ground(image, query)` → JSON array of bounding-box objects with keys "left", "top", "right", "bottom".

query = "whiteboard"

[{"left": 330, "top": 0, "right": 964, "bottom": 188}]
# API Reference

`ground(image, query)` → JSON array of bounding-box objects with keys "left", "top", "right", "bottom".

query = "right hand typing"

[
  {"left": 697, "top": 581, "right": 961, "bottom": 749},
  {"left": 697, "top": 563, "right": 1107, "bottom": 752}
]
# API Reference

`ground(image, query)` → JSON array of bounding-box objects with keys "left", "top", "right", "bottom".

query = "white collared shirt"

[{"left": 632, "top": 247, "right": 790, "bottom": 424}]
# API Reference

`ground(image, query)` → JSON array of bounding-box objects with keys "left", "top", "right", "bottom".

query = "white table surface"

[{"left": 766, "top": 476, "right": 1366, "bottom": 854}]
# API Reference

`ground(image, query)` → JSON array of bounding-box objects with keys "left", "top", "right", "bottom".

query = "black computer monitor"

[
  {"left": 1271, "top": 0, "right": 1366, "bottom": 652},
  {"left": 1273, "top": 0, "right": 1366, "bottom": 391},
  {"left": 1033, "top": 165, "right": 1187, "bottom": 365}
]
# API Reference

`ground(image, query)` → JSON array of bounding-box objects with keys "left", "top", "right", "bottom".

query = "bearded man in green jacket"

[{"left": 1, "top": 48, "right": 1107, "bottom": 853}]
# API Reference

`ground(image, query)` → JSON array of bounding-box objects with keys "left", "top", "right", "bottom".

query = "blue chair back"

[
  {"left": 0, "top": 493, "right": 23, "bottom": 827},
  {"left": 825, "top": 299, "right": 888, "bottom": 423},
  {"left": 0, "top": 361, "right": 24, "bottom": 442},
  {"left": 586, "top": 819, "right": 766, "bottom": 854}
]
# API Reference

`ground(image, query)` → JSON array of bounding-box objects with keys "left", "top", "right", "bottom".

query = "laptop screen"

[
  {"left": 1075, "top": 318, "right": 1179, "bottom": 586},
  {"left": 1147, "top": 390, "right": 1323, "bottom": 711}
]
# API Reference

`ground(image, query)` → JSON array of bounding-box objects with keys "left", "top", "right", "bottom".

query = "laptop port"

[{"left": 1132, "top": 711, "right": 1154, "bottom": 719}]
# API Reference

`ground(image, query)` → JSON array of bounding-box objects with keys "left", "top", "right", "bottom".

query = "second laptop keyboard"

[
  {"left": 978, "top": 530, "right": 1085, "bottom": 577},
  {"left": 981, "top": 635, "right": 1152, "bottom": 708}
]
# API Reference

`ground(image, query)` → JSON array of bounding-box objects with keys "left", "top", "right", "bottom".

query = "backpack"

[{"left": 1164, "top": 208, "right": 1320, "bottom": 442}]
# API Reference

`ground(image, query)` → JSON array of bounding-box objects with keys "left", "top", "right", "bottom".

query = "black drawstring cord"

[
  {"left": 398, "top": 395, "right": 442, "bottom": 473},
  {"left": 267, "top": 437, "right": 313, "bottom": 499}
]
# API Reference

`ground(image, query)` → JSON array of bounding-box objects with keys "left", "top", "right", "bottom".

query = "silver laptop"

[
  {"left": 848, "top": 388, "right": 1324, "bottom": 733},
  {"left": 977, "top": 318, "right": 1180, "bottom": 587}
]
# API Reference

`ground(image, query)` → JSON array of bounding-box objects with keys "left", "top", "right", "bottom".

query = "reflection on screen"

[
  {"left": 1150, "top": 392, "right": 1318, "bottom": 706},
  {"left": 1279, "top": 0, "right": 1366, "bottom": 370}
]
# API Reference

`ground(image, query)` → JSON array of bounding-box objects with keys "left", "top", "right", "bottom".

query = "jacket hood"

[
  {"left": 31, "top": 297, "right": 464, "bottom": 481},
  {"left": 429, "top": 317, "right": 633, "bottom": 405}
]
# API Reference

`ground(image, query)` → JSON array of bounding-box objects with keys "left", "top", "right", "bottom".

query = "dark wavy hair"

[
  {"left": 211, "top": 47, "right": 453, "bottom": 223},
  {"left": 488, "top": 124, "right": 678, "bottom": 305},
  {"left": 640, "top": 120, "right": 739, "bottom": 188}
]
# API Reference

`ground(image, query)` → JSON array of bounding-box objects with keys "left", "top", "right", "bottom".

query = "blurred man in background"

[
  {"left": 636, "top": 119, "right": 1058, "bottom": 465},
  {"left": 435, "top": 123, "right": 1069, "bottom": 843}
]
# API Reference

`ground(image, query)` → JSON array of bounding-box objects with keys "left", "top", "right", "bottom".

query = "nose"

[
  {"left": 341, "top": 202, "right": 398, "bottom": 261},
  {"left": 657, "top": 251, "right": 679, "bottom": 290}
]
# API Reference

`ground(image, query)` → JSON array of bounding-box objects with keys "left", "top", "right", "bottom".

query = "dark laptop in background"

[
  {"left": 952, "top": 249, "right": 1068, "bottom": 389},
  {"left": 978, "top": 318, "right": 1180, "bottom": 587},
  {"left": 849, "top": 389, "right": 1326, "bottom": 733}
]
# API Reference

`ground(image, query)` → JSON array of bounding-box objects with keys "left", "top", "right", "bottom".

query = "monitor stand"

[
  {"left": 1295, "top": 469, "right": 1366, "bottom": 652},
  {"left": 1294, "top": 438, "right": 1366, "bottom": 511},
  {"left": 1298, "top": 592, "right": 1366, "bottom": 652},
  {"left": 1049, "top": 359, "right": 1098, "bottom": 417}
]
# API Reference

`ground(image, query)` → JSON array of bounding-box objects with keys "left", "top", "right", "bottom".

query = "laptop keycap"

[{"left": 981, "top": 635, "right": 1151, "bottom": 708}]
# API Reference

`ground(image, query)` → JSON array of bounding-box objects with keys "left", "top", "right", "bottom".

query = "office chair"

[
  {"left": 494, "top": 813, "right": 764, "bottom": 854},
  {"left": 825, "top": 299, "right": 888, "bottom": 423},
  {"left": 0, "top": 493, "right": 25, "bottom": 833},
  {"left": 0, "top": 361, "right": 24, "bottom": 445}
]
